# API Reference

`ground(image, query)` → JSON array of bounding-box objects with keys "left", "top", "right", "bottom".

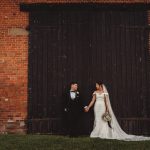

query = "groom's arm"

[{"left": 78, "top": 93, "right": 88, "bottom": 111}]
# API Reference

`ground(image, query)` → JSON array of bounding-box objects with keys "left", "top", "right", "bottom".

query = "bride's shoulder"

[
  {"left": 103, "top": 92, "right": 109, "bottom": 95},
  {"left": 92, "top": 91, "right": 97, "bottom": 95}
]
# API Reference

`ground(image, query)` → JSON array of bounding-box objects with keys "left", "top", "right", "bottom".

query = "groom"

[{"left": 63, "top": 82, "right": 87, "bottom": 137}]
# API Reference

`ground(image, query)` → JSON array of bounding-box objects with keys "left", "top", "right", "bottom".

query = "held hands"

[{"left": 84, "top": 106, "right": 89, "bottom": 112}]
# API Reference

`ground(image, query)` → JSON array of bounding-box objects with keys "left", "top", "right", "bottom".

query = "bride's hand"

[{"left": 105, "top": 109, "right": 109, "bottom": 113}]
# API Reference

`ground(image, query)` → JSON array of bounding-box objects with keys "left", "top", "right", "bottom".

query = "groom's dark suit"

[{"left": 63, "top": 90, "right": 84, "bottom": 137}]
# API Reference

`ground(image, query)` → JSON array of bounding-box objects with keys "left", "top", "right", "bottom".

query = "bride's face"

[{"left": 96, "top": 83, "right": 103, "bottom": 91}]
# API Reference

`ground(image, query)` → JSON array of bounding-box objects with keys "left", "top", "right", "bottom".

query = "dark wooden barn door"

[{"left": 27, "top": 4, "right": 150, "bottom": 135}]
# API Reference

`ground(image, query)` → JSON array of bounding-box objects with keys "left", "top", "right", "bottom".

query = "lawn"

[{"left": 0, "top": 134, "right": 150, "bottom": 150}]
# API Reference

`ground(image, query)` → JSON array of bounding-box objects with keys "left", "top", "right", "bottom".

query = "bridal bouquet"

[{"left": 102, "top": 112, "right": 112, "bottom": 122}]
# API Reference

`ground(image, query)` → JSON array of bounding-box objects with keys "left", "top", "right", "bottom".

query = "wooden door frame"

[{"left": 20, "top": 3, "right": 150, "bottom": 12}]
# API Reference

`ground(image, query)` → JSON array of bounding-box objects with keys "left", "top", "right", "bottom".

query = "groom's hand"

[{"left": 64, "top": 108, "right": 68, "bottom": 112}]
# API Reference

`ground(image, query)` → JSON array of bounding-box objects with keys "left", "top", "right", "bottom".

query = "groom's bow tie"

[{"left": 70, "top": 91, "right": 76, "bottom": 93}]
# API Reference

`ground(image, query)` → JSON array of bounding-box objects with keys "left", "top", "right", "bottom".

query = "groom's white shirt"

[{"left": 70, "top": 91, "right": 76, "bottom": 100}]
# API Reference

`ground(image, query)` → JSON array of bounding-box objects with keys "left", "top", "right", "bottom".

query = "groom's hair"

[{"left": 70, "top": 81, "right": 78, "bottom": 85}]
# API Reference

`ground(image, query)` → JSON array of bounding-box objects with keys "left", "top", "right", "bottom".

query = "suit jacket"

[{"left": 64, "top": 90, "right": 84, "bottom": 114}]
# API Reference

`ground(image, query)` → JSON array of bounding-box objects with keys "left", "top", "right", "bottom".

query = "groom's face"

[{"left": 71, "top": 83, "right": 78, "bottom": 91}]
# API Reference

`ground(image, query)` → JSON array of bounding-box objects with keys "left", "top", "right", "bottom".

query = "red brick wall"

[
  {"left": 0, "top": 0, "right": 28, "bottom": 134},
  {"left": 0, "top": 0, "right": 149, "bottom": 134}
]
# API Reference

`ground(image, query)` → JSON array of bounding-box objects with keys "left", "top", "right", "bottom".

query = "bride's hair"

[{"left": 96, "top": 82, "right": 103, "bottom": 89}]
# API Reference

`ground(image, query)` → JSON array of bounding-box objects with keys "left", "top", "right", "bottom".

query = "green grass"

[{"left": 0, "top": 134, "right": 150, "bottom": 150}]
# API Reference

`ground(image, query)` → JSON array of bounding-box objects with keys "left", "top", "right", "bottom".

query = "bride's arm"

[{"left": 86, "top": 94, "right": 96, "bottom": 111}]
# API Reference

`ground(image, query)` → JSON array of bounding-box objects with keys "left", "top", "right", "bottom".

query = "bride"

[{"left": 84, "top": 82, "right": 150, "bottom": 141}]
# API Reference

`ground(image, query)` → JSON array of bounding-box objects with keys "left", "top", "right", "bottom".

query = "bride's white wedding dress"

[{"left": 90, "top": 84, "right": 150, "bottom": 141}]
